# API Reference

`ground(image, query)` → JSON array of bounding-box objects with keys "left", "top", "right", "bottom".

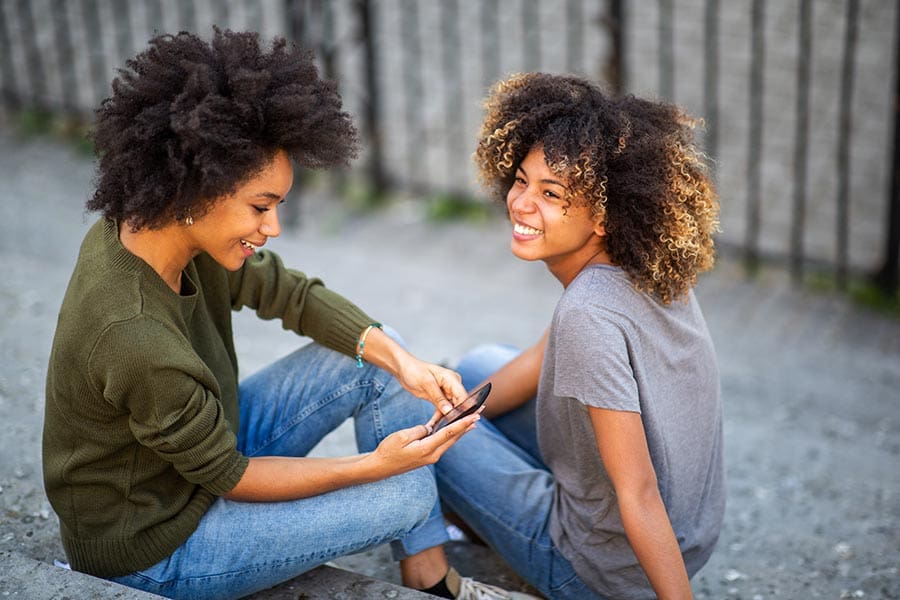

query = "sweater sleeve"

[
  {"left": 87, "top": 317, "right": 249, "bottom": 496},
  {"left": 227, "top": 250, "right": 373, "bottom": 357}
]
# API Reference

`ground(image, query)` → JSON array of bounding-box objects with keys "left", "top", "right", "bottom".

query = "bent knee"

[{"left": 377, "top": 468, "right": 437, "bottom": 530}]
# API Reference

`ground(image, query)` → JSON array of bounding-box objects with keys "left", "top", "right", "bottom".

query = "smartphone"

[{"left": 430, "top": 382, "right": 491, "bottom": 434}]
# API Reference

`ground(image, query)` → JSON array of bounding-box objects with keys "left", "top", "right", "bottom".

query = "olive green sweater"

[{"left": 43, "top": 218, "right": 372, "bottom": 577}]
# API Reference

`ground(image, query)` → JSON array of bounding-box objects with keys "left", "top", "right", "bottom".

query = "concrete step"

[{"left": 0, "top": 551, "right": 434, "bottom": 600}]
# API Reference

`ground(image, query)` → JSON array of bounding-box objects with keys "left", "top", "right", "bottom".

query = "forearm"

[
  {"left": 619, "top": 489, "right": 693, "bottom": 600},
  {"left": 480, "top": 329, "right": 547, "bottom": 418},
  {"left": 224, "top": 454, "right": 385, "bottom": 502}
]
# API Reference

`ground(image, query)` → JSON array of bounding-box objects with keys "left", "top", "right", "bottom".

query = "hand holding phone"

[{"left": 429, "top": 382, "right": 491, "bottom": 434}]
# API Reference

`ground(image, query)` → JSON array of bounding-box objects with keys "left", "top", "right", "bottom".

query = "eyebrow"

[
  {"left": 517, "top": 166, "right": 568, "bottom": 189},
  {"left": 255, "top": 192, "right": 283, "bottom": 201}
]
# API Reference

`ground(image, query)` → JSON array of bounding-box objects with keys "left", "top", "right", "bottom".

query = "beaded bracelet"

[{"left": 355, "top": 322, "right": 382, "bottom": 368}]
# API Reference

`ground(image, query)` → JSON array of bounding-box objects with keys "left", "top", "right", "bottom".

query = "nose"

[
  {"left": 260, "top": 207, "right": 281, "bottom": 238},
  {"left": 507, "top": 186, "right": 536, "bottom": 216}
]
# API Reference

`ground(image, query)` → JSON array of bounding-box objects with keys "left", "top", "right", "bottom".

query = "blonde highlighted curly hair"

[{"left": 474, "top": 73, "right": 720, "bottom": 304}]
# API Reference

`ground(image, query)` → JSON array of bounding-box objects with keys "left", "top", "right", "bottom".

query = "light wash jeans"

[
  {"left": 109, "top": 336, "right": 449, "bottom": 600},
  {"left": 441, "top": 344, "right": 606, "bottom": 600}
]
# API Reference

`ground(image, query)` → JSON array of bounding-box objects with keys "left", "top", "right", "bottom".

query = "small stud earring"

[{"left": 185, "top": 215, "right": 194, "bottom": 226}]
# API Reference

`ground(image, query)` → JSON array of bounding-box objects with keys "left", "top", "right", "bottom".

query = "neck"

[
  {"left": 549, "top": 247, "right": 613, "bottom": 288},
  {"left": 118, "top": 222, "right": 193, "bottom": 294}
]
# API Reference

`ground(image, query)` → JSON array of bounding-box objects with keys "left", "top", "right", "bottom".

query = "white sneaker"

[{"left": 451, "top": 569, "right": 543, "bottom": 600}]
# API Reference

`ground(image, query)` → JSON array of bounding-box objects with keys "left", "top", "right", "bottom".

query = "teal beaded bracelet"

[{"left": 355, "top": 322, "right": 382, "bottom": 368}]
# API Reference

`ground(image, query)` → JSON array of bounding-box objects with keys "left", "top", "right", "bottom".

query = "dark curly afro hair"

[
  {"left": 474, "top": 72, "right": 720, "bottom": 304},
  {"left": 87, "top": 28, "right": 358, "bottom": 230}
]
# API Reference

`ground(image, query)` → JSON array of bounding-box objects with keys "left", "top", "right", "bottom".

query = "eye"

[
  {"left": 254, "top": 206, "right": 269, "bottom": 214},
  {"left": 514, "top": 175, "right": 526, "bottom": 185},
  {"left": 544, "top": 190, "right": 560, "bottom": 199}
]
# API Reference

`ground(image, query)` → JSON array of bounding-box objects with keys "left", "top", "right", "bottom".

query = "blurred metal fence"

[{"left": 0, "top": 0, "right": 897, "bottom": 296}]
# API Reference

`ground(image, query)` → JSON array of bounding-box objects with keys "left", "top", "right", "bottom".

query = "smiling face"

[
  {"left": 190, "top": 150, "right": 293, "bottom": 271},
  {"left": 507, "top": 145, "right": 610, "bottom": 286}
]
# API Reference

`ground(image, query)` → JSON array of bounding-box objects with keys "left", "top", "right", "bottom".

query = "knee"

[
  {"left": 455, "top": 344, "right": 520, "bottom": 389},
  {"left": 384, "top": 468, "right": 438, "bottom": 529}
]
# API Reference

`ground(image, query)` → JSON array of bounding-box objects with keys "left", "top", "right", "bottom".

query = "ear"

[{"left": 593, "top": 217, "right": 606, "bottom": 238}]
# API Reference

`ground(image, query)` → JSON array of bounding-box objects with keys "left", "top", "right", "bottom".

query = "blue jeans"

[
  {"left": 110, "top": 337, "right": 449, "bottom": 600},
  {"left": 440, "top": 344, "right": 606, "bottom": 600}
]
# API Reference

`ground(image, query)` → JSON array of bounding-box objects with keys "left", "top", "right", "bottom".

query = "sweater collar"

[{"left": 103, "top": 218, "right": 199, "bottom": 303}]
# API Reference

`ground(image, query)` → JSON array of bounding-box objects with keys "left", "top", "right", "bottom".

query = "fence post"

[
  {"left": 875, "top": 3, "right": 900, "bottom": 297},
  {"left": 604, "top": 0, "right": 625, "bottom": 94},
  {"left": 658, "top": 0, "right": 674, "bottom": 100},
  {"left": 282, "top": 0, "right": 307, "bottom": 228},
  {"left": 0, "top": 2, "right": 21, "bottom": 112},
  {"left": 745, "top": 0, "right": 765, "bottom": 272},
  {"left": 703, "top": 0, "right": 719, "bottom": 175},
  {"left": 790, "top": 0, "right": 812, "bottom": 284},
  {"left": 355, "top": 0, "right": 387, "bottom": 197},
  {"left": 835, "top": 0, "right": 859, "bottom": 291}
]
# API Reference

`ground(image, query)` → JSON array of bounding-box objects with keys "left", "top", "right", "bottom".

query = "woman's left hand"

[
  {"left": 357, "top": 327, "right": 466, "bottom": 414},
  {"left": 394, "top": 355, "right": 466, "bottom": 415}
]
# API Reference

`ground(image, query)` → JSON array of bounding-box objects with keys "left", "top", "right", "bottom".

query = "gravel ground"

[{"left": 1, "top": 132, "right": 898, "bottom": 599}]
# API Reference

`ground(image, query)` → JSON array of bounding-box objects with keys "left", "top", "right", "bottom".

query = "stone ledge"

[{"left": 0, "top": 551, "right": 433, "bottom": 600}]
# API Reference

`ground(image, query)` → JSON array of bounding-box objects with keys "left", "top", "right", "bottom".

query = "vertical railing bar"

[
  {"left": 177, "top": 1, "right": 197, "bottom": 34},
  {"left": 875, "top": 1, "right": 900, "bottom": 297},
  {"left": 211, "top": 0, "right": 231, "bottom": 28},
  {"left": 16, "top": 0, "right": 48, "bottom": 110},
  {"left": 144, "top": 0, "right": 164, "bottom": 37},
  {"left": 836, "top": 0, "right": 859, "bottom": 291},
  {"left": 790, "top": 0, "right": 812, "bottom": 283},
  {"left": 0, "top": 2, "right": 20, "bottom": 112},
  {"left": 658, "top": 0, "right": 674, "bottom": 100},
  {"left": 745, "top": 0, "right": 765, "bottom": 271},
  {"left": 110, "top": 1, "right": 133, "bottom": 70},
  {"left": 565, "top": 0, "right": 584, "bottom": 75},
  {"left": 703, "top": 0, "right": 719, "bottom": 179},
  {"left": 400, "top": 0, "right": 422, "bottom": 189},
  {"left": 81, "top": 0, "right": 107, "bottom": 109},
  {"left": 440, "top": 0, "right": 464, "bottom": 192},
  {"left": 357, "top": 0, "right": 387, "bottom": 194},
  {"left": 605, "top": 0, "right": 626, "bottom": 94},
  {"left": 245, "top": 0, "right": 264, "bottom": 36},
  {"left": 480, "top": 1, "right": 499, "bottom": 90},
  {"left": 282, "top": 0, "right": 308, "bottom": 228},
  {"left": 522, "top": 0, "right": 540, "bottom": 71},
  {"left": 319, "top": 0, "right": 345, "bottom": 197},
  {"left": 50, "top": 0, "right": 78, "bottom": 116}
]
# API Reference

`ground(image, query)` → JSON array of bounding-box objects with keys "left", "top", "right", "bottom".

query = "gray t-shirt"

[{"left": 537, "top": 265, "right": 725, "bottom": 599}]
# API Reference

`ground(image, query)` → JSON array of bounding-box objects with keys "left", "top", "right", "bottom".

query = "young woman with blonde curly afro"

[
  {"left": 429, "top": 73, "right": 726, "bottom": 600},
  {"left": 43, "top": 29, "right": 539, "bottom": 600}
]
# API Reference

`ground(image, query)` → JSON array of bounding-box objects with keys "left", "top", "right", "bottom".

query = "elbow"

[{"left": 616, "top": 474, "right": 663, "bottom": 512}]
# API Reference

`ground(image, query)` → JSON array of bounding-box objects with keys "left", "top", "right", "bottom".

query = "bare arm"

[
  {"left": 357, "top": 327, "right": 467, "bottom": 414},
  {"left": 588, "top": 406, "right": 693, "bottom": 600},
  {"left": 225, "top": 414, "right": 478, "bottom": 502},
  {"left": 477, "top": 329, "right": 548, "bottom": 419}
]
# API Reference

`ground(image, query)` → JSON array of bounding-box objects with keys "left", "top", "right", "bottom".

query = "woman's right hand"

[{"left": 367, "top": 411, "right": 480, "bottom": 478}]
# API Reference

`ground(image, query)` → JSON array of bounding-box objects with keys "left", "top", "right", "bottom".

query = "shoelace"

[{"left": 456, "top": 576, "right": 517, "bottom": 600}]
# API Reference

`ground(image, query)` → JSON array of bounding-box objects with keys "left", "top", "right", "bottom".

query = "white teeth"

[
  {"left": 514, "top": 223, "right": 543, "bottom": 236},
  {"left": 240, "top": 240, "right": 257, "bottom": 250}
]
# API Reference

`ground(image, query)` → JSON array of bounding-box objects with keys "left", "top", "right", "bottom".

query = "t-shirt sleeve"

[
  {"left": 87, "top": 317, "right": 248, "bottom": 496},
  {"left": 226, "top": 250, "right": 372, "bottom": 358},
  {"left": 551, "top": 301, "right": 641, "bottom": 413}
]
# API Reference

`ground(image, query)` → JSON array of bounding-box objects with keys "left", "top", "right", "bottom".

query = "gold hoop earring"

[{"left": 185, "top": 215, "right": 194, "bottom": 226}]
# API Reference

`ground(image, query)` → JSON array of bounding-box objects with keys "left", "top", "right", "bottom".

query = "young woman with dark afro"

[
  {"left": 426, "top": 73, "right": 725, "bottom": 599},
  {"left": 43, "top": 29, "right": 537, "bottom": 600}
]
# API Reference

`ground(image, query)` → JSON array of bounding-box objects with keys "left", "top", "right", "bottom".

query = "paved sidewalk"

[{"left": 1, "top": 132, "right": 898, "bottom": 598}]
